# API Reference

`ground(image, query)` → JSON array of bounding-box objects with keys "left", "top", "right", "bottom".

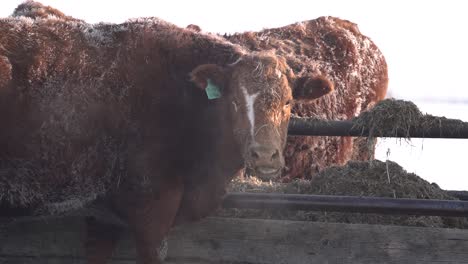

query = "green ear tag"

[{"left": 205, "top": 79, "right": 222, "bottom": 100}]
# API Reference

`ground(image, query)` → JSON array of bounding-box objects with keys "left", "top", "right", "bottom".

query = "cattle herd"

[{"left": 0, "top": 1, "right": 387, "bottom": 263}]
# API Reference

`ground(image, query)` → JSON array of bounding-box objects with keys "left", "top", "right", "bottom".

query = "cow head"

[{"left": 190, "top": 52, "right": 333, "bottom": 179}]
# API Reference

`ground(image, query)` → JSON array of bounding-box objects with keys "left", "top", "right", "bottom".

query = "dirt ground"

[{"left": 219, "top": 160, "right": 468, "bottom": 229}]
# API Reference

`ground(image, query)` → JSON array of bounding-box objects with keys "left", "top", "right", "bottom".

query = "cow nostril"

[
  {"left": 251, "top": 150, "right": 260, "bottom": 159},
  {"left": 272, "top": 150, "right": 279, "bottom": 161}
]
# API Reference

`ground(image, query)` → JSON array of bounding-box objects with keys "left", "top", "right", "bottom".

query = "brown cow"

[
  {"left": 9, "top": 4, "right": 389, "bottom": 182},
  {"left": 226, "top": 17, "right": 388, "bottom": 180},
  {"left": 0, "top": 2, "right": 332, "bottom": 263}
]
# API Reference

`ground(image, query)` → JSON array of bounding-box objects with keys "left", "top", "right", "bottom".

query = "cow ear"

[
  {"left": 190, "top": 64, "right": 226, "bottom": 100},
  {"left": 293, "top": 74, "right": 334, "bottom": 100}
]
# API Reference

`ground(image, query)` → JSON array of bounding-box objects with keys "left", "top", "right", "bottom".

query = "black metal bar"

[
  {"left": 223, "top": 192, "right": 468, "bottom": 217},
  {"left": 288, "top": 117, "right": 468, "bottom": 138},
  {"left": 447, "top": 191, "right": 468, "bottom": 201}
]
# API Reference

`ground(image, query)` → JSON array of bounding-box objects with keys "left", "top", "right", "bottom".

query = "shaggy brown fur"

[
  {"left": 12, "top": 0, "right": 80, "bottom": 21},
  {"left": 9, "top": 2, "right": 388, "bottom": 183},
  {"left": 225, "top": 17, "right": 388, "bottom": 180},
  {"left": 1, "top": 2, "right": 334, "bottom": 263},
  {"left": 186, "top": 24, "right": 202, "bottom": 32}
]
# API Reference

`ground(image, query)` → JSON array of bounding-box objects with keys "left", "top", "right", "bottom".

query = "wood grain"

[{"left": 1, "top": 217, "right": 467, "bottom": 264}]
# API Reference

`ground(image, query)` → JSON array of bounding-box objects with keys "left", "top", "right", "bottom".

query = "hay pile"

[
  {"left": 219, "top": 160, "right": 468, "bottom": 229},
  {"left": 352, "top": 98, "right": 467, "bottom": 138}
]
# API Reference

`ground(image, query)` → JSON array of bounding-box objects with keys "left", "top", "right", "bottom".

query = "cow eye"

[{"left": 284, "top": 100, "right": 292, "bottom": 107}]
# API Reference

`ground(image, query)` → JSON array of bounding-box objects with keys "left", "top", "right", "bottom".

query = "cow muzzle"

[{"left": 246, "top": 144, "right": 284, "bottom": 180}]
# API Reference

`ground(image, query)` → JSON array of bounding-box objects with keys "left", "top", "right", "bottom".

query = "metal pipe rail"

[
  {"left": 448, "top": 190, "right": 468, "bottom": 201},
  {"left": 223, "top": 192, "right": 468, "bottom": 217},
  {"left": 288, "top": 118, "right": 468, "bottom": 138}
]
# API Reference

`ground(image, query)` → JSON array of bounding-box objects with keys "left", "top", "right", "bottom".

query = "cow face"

[{"left": 190, "top": 53, "right": 333, "bottom": 179}]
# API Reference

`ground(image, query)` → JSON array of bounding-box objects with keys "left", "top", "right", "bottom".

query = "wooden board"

[{"left": 1, "top": 217, "right": 468, "bottom": 264}]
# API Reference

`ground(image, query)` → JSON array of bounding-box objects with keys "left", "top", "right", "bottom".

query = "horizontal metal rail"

[
  {"left": 288, "top": 118, "right": 468, "bottom": 138},
  {"left": 447, "top": 191, "right": 468, "bottom": 201},
  {"left": 223, "top": 192, "right": 468, "bottom": 217},
  {"left": 2, "top": 192, "right": 467, "bottom": 224}
]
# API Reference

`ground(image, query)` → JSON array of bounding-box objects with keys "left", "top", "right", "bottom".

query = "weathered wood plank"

[
  {"left": 0, "top": 257, "right": 134, "bottom": 264},
  {"left": 0, "top": 257, "right": 202, "bottom": 264},
  {"left": 1, "top": 217, "right": 468, "bottom": 264}
]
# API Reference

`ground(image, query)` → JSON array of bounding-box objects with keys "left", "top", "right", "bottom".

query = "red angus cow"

[
  {"left": 226, "top": 17, "right": 388, "bottom": 180},
  {"left": 0, "top": 2, "right": 333, "bottom": 263}
]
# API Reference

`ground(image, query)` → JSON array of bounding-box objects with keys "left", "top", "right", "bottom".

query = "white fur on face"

[{"left": 241, "top": 85, "right": 259, "bottom": 138}]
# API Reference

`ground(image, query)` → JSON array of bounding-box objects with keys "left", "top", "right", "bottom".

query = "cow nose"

[{"left": 249, "top": 146, "right": 280, "bottom": 162}]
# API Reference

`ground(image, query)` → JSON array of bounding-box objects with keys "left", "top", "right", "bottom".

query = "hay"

[
  {"left": 219, "top": 160, "right": 468, "bottom": 229},
  {"left": 352, "top": 98, "right": 466, "bottom": 138},
  {"left": 0, "top": 159, "right": 45, "bottom": 207}
]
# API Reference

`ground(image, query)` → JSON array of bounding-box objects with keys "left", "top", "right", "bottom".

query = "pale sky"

[{"left": 1, "top": 0, "right": 467, "bottom": 190}]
